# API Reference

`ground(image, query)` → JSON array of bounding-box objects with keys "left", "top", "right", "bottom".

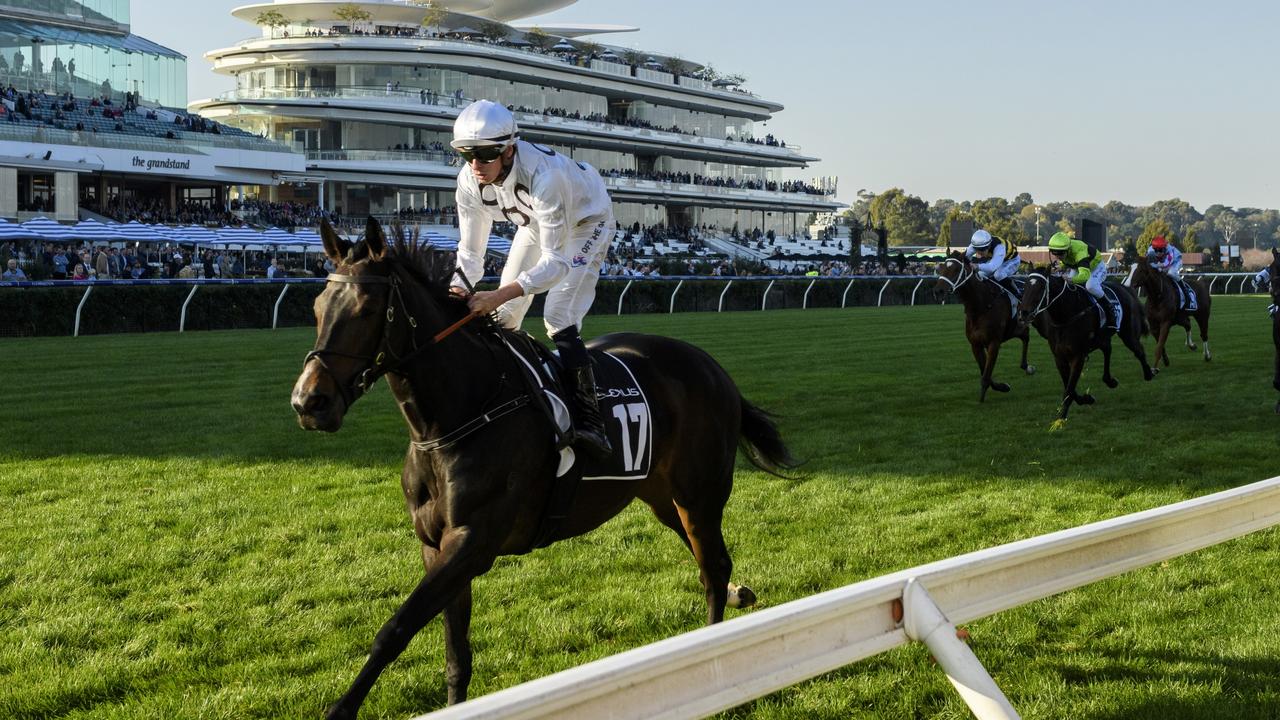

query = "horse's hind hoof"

[
  {"left": 1077, "top": 394, "right": 1096, "bottom": 405},
  {"left": 727, "top": 583, "right": 756, "bottom": 609},
  {"left": 1024, "top": 365, "right": 1036, "bottom": 375},
  {"left": 992, "top": 382, "right": 1011, "bottom": 393},
  {"left": 1104, "top": 377, "right": 1119, "bottom": 389}
]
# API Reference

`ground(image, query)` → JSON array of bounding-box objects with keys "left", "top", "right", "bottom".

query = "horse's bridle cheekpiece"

[{"left": 304, "top": 270, "right": 422, "bottom": 409}]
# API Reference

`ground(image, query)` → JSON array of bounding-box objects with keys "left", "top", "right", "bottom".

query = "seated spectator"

[{"left": 2, "top": 258, "right": 26, "bottom": 280}]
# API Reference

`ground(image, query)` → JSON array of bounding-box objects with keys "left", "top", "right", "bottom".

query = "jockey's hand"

[
  {"left": 466, "top": 282, "right": 524, "bottom": 316},
  {"left": 448, "top": 285, "right": 470, "bottom": 299}
]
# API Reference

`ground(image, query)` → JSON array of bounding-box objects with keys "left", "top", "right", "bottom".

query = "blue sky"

[{"left": 132, "top": 0, "right": 1280, "bottom": 211}]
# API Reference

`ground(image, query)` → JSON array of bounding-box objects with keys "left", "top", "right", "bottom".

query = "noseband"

[
  {"left": 936, "top": 257, "right": 973, "bottom": 292},
  {"left": 303, "top": 271, "right": 424, "bottom": 409}
]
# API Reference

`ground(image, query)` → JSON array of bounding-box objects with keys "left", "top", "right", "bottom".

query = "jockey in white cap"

[{"left": 450, "top": 99, "right": 616, "bottom": 459}]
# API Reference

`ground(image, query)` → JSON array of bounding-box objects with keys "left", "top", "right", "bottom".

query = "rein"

[{"left": 303, "top": 267, "right": 533, "bottom": 450}]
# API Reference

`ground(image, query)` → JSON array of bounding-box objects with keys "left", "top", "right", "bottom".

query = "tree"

[
  {"left": 662, "top": 56, "right": 690, "bottom": 77},
  {"left": 254, "top": 9, "right": 288, "bottom": 38},
  {"left": 479, "top": 20, "right": 509, "bottom": 43},
  {"left": 333, "top": 3, "right": 372, "bottom": 26},
  {"left": 868, "top": 188, "right": 932, "bottom": 246},
  {"left": 525, "top": 27, "right": 554, "bottom": 51},
  {"left": 970, "top": 197, "right": 1028, "bottom": 245},
  {"left": 622, "top": 49, "right": 645, "bottom": 67},
  {"left": 1138, "top": 198, "right": 1201, "bottom": 242},
  {"left": 577, "top": 40, "right": 602, "bottom": 58},
  {"left": 1214, "top": 209, "right": 1241, "bottom": 246},
  {"left": 414, "top": 1, "right": 448, "bottom": 35}
]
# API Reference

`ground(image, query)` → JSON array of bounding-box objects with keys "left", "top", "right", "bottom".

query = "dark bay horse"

[
  {"left": 1017, "top": 266, "right": 1154, "bottom": 421},
  {"left": 291, "top": 219, "right": 796, "bottom": 719},
  {"left": 1129, "top": 257, "right": 1212, "bottom": 366},
  {"left": 934, "top": 251, "right": 1034, "bottom": 401}
]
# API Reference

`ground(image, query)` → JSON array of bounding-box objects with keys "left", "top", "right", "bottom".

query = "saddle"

[
  {"left": 1171, "top": 276, "right": 1198, "bottom": 312},
  {"left": 499, "top": 330, "right": 654, "bottom": 551},
  {"left": 981, "top": 276, "right": 1023, "bottom": 319}
]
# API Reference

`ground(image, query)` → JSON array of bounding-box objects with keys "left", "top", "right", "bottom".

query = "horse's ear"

[
  {"left": 321, "top": 220, "right": 350, "bottom": 264},
  {"left": 365, "top": 216, "right": 387, "bottom": 260}
]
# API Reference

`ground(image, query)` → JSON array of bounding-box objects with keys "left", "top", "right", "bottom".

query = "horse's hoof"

[
  {"left": 1275, "top": 400, "right": 1280, "bottom": 415},
  {"left": 1077, "top": 394, "right": 1096, "bottom": 405},
  {"left": 326, "top": 705, "right": 355, "bottom": 720},
  {"left": 992, "top": 382, "right": 1011, "bottom": 393},
  {"left": 1025, "top": 365, "right": 1036, "bottom": 376},
  {"left": 1104, "top": 376, "right": 1119, "bottom": 389},
  {"left": 727, "top": 583, "right": 756, "bottom": 609},
  {"left": 1049, "top": 418, "right": 1068, "bottom": 432}
]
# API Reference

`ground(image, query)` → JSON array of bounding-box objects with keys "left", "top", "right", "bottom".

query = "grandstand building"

[
  {"left": 193, "top": 0, "right": 841, "bottom": 238},
  {"left": 0, "top": 0, "right": 301, "bottom": 222}
]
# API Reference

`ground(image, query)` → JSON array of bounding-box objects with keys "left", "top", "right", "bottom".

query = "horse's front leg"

[
  {"left": 1016, "top": 327, "right": 1035, "bottom": 375},
  {"left": 1099, "top": 336, "right": 1118, "bottom": 389},
  {"left": 983, "top": 340, "right": 1011, "bottom": 394},
  {"left": 421, "top": 545, "right": 475, "bottom": 705},
  {"left": 1053, "top": 351, "right": 1075, "bottom": 420},
  {"left": 970, "top": 340, "right": 990, "bottom": 402},
  {"left": 327, "top": 526, "right": 495, "bottom": 720},
  {"left": 1156, "top": 321, "right": 1172, "bottom": 367}
]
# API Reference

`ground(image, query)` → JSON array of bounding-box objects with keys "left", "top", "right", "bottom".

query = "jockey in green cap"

[{"left": 1047, "top": 231, "right": 1116, "bottom": 325}]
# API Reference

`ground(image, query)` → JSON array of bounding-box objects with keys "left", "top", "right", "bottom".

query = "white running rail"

[{"left": 414, "top": 475, "right": 1280, "bottom": 720}]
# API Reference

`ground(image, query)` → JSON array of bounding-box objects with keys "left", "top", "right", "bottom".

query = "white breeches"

[
  {"left": 495, "top": 218, "right": 615, "bottom": 335},
  {"left": 1085, "top": 263, "right": 1108, "bottom": 299}
]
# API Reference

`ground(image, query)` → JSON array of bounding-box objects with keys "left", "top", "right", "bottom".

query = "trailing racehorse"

[
  {"left": 291, "top": 219, "right": 796, "bottom": 719},
  {"left": 934, "top": 251, "right": 1034, "bottom": 402},
  {"left": 1129, "top": 257, "right": 1212, "bottom": 366},
  {"left": 1017, "top": 266, "right": 1154, "bottom": 421}
]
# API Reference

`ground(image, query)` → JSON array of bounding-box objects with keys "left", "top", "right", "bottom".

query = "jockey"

[
  {"left": 965, "top": 229, "right": 1020, "bottom": 290},
  {"left": 1146, "top": 236, "right": 1182, "bottom": 275},
  {"left": 451, "top": 100, "right": 615, "bottom": 459},
  {"left": 1256, "top": 266, "right": 1277, "bottom": 315},
  {"left": 1048, "top": 231, "right": 1116, "bottom": 325}
]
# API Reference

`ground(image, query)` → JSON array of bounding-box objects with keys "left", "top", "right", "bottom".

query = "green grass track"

[{"left": 2, "top": 297, "right": 1278, "bottom": 719}]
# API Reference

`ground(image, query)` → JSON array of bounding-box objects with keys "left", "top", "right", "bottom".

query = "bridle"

[
  {"left": 303, "top": 269, "right": 427, "bottom": 410},
  {"left": 936, "top": 257, "right": 974, "bottom": 292},
  {"left": 1021, "top": 271, "right": 1069, "bottom": 320}
]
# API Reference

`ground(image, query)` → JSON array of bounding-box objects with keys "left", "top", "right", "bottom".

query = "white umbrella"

[
  {"left": 73, "top": 218, "right": 123, "bottom": 243},
  {"left": 552, "top": 39, "right": 576, "bottom": 51},
  {"left": 0, "top": 219, "right": 41, "bottom": 240}
]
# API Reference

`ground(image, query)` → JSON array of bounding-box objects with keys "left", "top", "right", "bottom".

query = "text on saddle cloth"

[
  {"left": 1100, "top": 284, "right": 1123, "bottom": 331},
  {"left": 501, "top": 338, "right": 654, "bottom": 481}
]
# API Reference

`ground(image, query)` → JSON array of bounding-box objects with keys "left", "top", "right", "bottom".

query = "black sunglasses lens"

[{"left": 459, "top": 146, "right": 504, "bottom": 163}]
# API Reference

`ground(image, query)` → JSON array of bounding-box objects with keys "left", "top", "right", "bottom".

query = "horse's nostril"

[{"left": 299, "top": 393, "right": 330, "bottom": 415}]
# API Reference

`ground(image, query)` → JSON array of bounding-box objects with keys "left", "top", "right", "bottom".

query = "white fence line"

[{"left": 415, "top": 475, "right": 1280, "bottom": 720}]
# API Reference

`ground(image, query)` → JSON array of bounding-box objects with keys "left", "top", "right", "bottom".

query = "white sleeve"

[
  {"left": 976, "top": 243, "right": 1006, "bottom": 274},
  {"left": 515, "top": 169, "right": 572, "bottom": 294},
  {"left": 453, "top": 175, "right": 492, "bottom": 289}
]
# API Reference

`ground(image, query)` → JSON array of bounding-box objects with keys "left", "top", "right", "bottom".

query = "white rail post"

[
  {"left": 761, "top": 279, "right": 776, "bottom": 311},
  {"left": 273, "top": 283, "right": 291, "bottom": 329},
  {"left": 802, "top": 279, "right": 817, "bottom": 309},
  {"left": 616, "top": 279, "right": 634, "bottom": 316},
  {"left": 902, "top": 579, "right": 1020, "bottom": 720},
  {"left": 179, "top": 285, "right": 199, "bottom": 333},
  {"left": 73, "top": 286, "right": 93, "bottom": 337},
  {"left": 877, "top": 278, "right": 892, "bottom": 307},
  {"left": 668, "top": 279, "right": 684, "bottom": 314},
  {"left": 841, "top": 278, "right": 855, "bottom": 308},
  {"left": 910, "top": 278, "right": 925, "bottom": 306},
  {"left": 718, "top": 280, "right": 734, "bottom": 312},
  {"left": 1207, "top": 275, "right": 1219, "bottom": 294}
]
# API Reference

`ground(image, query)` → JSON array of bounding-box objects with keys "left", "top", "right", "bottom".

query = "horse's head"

[
  {"left": 1271, "top": 249, "right": 1280, "bottom": 306},
  {"left": 933, "top": 250, "right": 972, "bottom": 299},
  {"left": 1131, "top": 255, "right": 1157, "bottom": 286},
  {"left": 291, "top": 217, "right": 460, "bottom": 432},
  {"left": 1017, "top": 265, "right": 1053, "bottom": 325}
]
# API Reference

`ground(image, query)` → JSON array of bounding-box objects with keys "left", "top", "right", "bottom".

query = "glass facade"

[
  {"left": 0, "top": 6, "right": 186, "bottom": 106},
  {"left": 628, "top": 101, "right": 753, "bottom": 140},
  {"left": 1, "top": 0, "right": 129, "bottom": 27}
]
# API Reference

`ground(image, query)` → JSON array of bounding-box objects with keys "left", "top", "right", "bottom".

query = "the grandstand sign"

[{"left": 132, "top": 155, "right": 192, "bottom": 172}]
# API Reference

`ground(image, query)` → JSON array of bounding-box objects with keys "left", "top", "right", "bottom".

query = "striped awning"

[
  {"left": 0, "top": 219, "right": 41, "bottom": 240},
  {"left": 21, "top": 216, "right": 77, "bottom": 242},
  {"left": 118, "top": 221, "right": 167, "bottom": 242},
  {"left": 73, "top": 219, "right": 124, "bottom": 241}
]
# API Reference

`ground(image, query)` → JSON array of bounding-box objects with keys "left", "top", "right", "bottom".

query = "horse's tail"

[{"left": 739, "top": 398, "right": 800, "bottom": 478}]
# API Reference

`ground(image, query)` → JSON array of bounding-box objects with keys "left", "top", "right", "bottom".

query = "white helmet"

[
  {"left": 451, "top": 100, "right": 518, "bottom": 149},
  {"left": 970, "top": 229, "right": 993, "bottom": 249}
]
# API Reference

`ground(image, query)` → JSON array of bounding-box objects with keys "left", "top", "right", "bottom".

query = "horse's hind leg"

[
  {"left": 647, "top": 495, "right": 751, "bottom": 614},
  {"left": 1099, "top": 337, "right": 1119, "bottom": 389},
  {"left": 1196, "top": 310, "right": 1211, "bottom": 361},
  {"left": 1017, "top": 328, "right": 1036, "bottom": 375},
  {"left": 1156, "top": 321, "right": 1172, "bottom": 367},
  {"left": 1122, "top": 320, "right": 1156, "bottom": 380}
]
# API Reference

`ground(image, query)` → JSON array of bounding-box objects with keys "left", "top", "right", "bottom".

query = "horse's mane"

[{"left": 381, "top": 225, "right": 462, "bottom": 308}]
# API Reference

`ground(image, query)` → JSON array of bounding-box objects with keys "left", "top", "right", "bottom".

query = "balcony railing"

[{"left": 215, "top": 87, "right": 803, "bottom": 156}]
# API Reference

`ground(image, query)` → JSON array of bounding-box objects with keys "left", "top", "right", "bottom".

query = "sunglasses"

[{"left": 456, "top": 145, "right": 507, "bottom": 164}]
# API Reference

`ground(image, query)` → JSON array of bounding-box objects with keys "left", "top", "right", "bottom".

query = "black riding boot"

[{"left": 552, "top": 327, "right": 613, "bottom": 460}]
